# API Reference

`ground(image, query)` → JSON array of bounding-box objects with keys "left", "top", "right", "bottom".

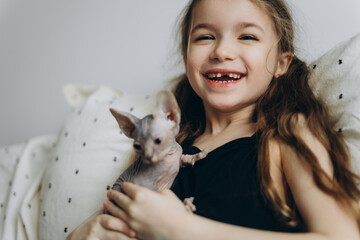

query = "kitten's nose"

[
  {"left": 144, "top": 157, "right": 152, "bottom": 164},
  {"left": 144, "top": 155, "right": 158, "bottom": 164}
]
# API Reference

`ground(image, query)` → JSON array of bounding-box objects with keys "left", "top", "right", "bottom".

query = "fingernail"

[{"left": 107, "top": 190, "right": 112, "bottom": 198}]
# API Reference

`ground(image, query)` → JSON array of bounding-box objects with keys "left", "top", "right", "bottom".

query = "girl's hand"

[
  {"left": 66, "top": 207, "right": 138, "bottom": 240},
  {"left": 104, "top": 182, "right": 192, "bottom": 240}
]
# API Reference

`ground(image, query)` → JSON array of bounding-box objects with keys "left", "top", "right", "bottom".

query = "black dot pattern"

[
  {"left": 33, "top": 90, "right": 157, "bottom": 239},
  {"left": 311, "top": 58, "right": 349, "bottom": 138}
]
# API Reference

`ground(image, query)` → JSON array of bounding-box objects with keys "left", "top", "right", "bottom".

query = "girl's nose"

[{"left": 210, "top": 39, "right": 237, "bottom": 62}]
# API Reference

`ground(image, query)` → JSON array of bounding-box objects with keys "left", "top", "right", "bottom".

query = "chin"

[{"left": 206, "top": 99, "right": 242, "bottom": 112}]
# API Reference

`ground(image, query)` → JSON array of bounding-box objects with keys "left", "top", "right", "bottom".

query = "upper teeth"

[{"left": 206, "top": 73, "right": 242, "bottom": 79}]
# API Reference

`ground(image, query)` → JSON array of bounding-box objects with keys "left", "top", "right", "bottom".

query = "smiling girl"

[{"left": 68, "top": 0, "right": 360, "bottom": 239}]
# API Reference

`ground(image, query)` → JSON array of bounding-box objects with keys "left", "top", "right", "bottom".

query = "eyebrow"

[{"left": 191, "top": 22, "right": 265, "bottom": 34}]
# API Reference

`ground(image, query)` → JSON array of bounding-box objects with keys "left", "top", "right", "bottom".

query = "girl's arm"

[{"left": 105, "top": 116, "right": 359, "bottom": 240}]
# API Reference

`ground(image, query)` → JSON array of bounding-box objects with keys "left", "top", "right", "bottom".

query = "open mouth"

[{"left": 203, "top": 72, "right": 245, "bottom": 83}]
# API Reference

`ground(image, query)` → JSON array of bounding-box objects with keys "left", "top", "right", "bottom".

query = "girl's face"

[{"left": 186, "top": 0, "right": 290, "bottom": 113}]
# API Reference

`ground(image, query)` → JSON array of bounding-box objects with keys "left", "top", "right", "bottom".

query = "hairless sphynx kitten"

[{"left": 108, "top": 90, "right": 208, "bottom": 212}]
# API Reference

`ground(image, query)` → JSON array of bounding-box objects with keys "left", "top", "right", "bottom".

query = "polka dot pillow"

[
  {"left": 309, "top": 32, "right": 360, "bottom": 175},
  {"left": 39, "top": 85, "right": 156, "bottom": 240}
]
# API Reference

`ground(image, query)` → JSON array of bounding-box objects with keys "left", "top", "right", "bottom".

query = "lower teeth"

[{"left": 213, "top": 80, "right": 235, "bottom": 83}]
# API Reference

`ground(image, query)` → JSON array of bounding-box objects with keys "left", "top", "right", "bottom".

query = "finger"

[
  {"left": 104, "top": 200, "right": 129, "bottom": 221},
  {"left": 99, "top": 212, "right": 137, "bottom": 238},
  {"left": 101, "top": 230, "right": 138, "bottom": 240},
  {"left": 108, "top": 190, "right": 132, "bottom": 208},
  {"left": 92, "top": 207, "right": 107, "bottom": 217},
  {"left": 120, "top": 182, "right": 148, "bottom": 199},
  {"left": 160, "top": 189, "right": 180, "bottom": 200}
]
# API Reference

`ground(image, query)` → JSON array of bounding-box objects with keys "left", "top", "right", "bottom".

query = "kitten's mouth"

[{"left": 203, "top": 72, "right": 245, "bottom": 83}]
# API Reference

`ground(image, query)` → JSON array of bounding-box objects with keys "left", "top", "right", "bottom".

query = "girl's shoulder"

[
  {"left": 267, "top": 113, "right": 333, "bottom": 201},
  {"left": 273, "top": 113, "right": 333, "bottom": 178}
]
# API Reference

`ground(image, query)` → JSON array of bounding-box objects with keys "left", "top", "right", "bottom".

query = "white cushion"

[
  {"left": 309, "top": 33, "right": 360, "bottom": 175},
  {"left": 39, "top": 85, "right": 155, "bottom": 240}
]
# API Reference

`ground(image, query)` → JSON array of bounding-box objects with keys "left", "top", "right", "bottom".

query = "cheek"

[
  {"left": 186, "top": 45, "right": 208, "bottom": 71},
  {"left": 247, "top": 47, "right": 278, "bottom": 77}
]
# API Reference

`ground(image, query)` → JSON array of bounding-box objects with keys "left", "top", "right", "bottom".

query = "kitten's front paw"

[
  {"left": 183, "top": 197, "right": 196, "bottom": 213},
  {"left": 199, "top": 148, "right": 210, "bottom": 159}
]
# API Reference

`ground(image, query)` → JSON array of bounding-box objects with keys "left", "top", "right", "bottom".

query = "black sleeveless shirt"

[{"left": 171, "top": 131, "right": 304, "bottom": 232}]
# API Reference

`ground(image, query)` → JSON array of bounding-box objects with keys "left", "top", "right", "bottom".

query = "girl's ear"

[
  {"left": 275, "top": 52, "right": 293, "bottom": 77},
  {"left": 109, "top": 108, "right": 139, "bottom": 138}
]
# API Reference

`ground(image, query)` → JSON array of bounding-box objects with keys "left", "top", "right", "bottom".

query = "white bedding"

[{"left": 0, "top": 136, "right": 57, "bottom": 240}]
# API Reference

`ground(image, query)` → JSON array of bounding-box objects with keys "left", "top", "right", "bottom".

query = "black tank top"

[{"left": 171, "top": 131, "right": 304, "bottom": 232}]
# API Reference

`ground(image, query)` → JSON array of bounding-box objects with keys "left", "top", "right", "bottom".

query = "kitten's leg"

[
  {"left": 180, "top": 148, "right": 209, "bottom": 167},
  {"left": 183, "top": 197, "right": 196, "bottom": 213}
]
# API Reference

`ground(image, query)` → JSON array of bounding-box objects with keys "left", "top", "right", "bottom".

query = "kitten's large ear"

[
  {"left": 154, "top": 90, "right": 181, "bottom": 126},
  {"left": 110, "top": 108, "right": 139, "bottom": 138}
]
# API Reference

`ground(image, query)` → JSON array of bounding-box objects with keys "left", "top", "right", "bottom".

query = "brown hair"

[{"left": 172, "top": 0, "right": 360, "bottom": 228}]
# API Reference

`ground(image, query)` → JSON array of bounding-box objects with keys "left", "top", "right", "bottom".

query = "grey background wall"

[{"left": 1, "top": 0, "right": 360, "bottom": 145}]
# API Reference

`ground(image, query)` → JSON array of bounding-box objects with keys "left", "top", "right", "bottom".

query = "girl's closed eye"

[
  {"left": 195, "top": 35, "right": 215, "bottom": 42},
  {"left": 239, "top": 34, "right": 258, "bottom": 41}
]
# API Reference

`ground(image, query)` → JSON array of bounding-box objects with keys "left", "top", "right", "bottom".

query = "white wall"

[{"left": 1, "top": 0, "right": 360, "bottom": 145}]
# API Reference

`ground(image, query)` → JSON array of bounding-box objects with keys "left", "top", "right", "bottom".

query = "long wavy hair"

[{"left": 172, "top": 0, "right": 360, "bottom": 228}]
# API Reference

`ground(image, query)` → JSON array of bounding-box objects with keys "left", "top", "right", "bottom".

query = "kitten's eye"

[
  {"left": 154, "top": 138, "right": 162, "bottom": 145},
  {"left": 133, "top": 143, "right": 142, "bottom": 151}
]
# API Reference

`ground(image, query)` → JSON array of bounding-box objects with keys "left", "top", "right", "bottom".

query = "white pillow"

[
  {"left": 39, "top": 85, "right": 156, "bottom": 240},
  {"left": 309, "top": 33, "right": 360, "bottom": 175}
]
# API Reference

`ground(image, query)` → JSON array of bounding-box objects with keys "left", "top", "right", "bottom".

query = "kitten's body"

[{"left": 109, "top": 91, "right": 207, "bottom": 212}]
